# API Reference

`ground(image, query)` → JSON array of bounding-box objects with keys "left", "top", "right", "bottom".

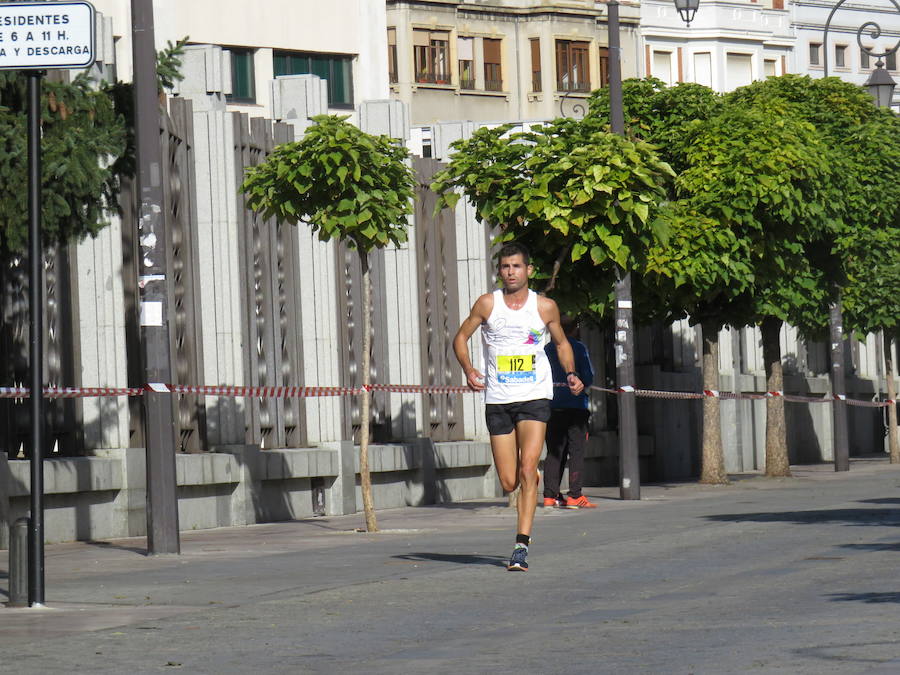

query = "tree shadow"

[
  {"left": 392, "top": 552, "right": 507, "bottom": 567},
  {"left": 827, "top": 592, "right": 900, "bottom": 604},
  {"left": 706, "top": 507, "right": 900, "bottom": 527},
  {"left": 838, "top": 542, "right": 900, "bottom": 552},
  {"left": 82, "top": 540, "right": 148, "bottom": 556}
]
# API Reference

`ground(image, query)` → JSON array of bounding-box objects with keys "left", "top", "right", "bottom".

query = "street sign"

[{"left": 0, "top": 1, "right": 95, "bottom": 70}]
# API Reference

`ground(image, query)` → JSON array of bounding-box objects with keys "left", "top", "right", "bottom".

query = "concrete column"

[
  {"left": 215, "top": 445, "right": 262, "bottom": 526},
  {"left": 0, "top": 451, "right": 9, "bottom": 549},
  {"left": 321, "top": 441, "right": 357, "bottom": 515},
  {"left": 90, "top": 447, "right": 147, "bottom": 538},
  {"left": 408, "top": 438, "right": 436, "bottom": 506}
]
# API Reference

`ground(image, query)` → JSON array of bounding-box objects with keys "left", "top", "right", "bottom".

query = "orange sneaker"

[
  {"left": 564, "top": 495, "right": 597, "bottom": 509},
  {"left": 543, "top": 497, "right": 561, "bottom": 508}
]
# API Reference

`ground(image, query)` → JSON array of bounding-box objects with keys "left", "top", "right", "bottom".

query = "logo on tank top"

[{"left": 524, "top": 329, "right": 542, "bottom": 345}]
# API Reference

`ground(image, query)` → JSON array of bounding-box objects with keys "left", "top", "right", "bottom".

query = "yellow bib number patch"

[{"left": 496, "top": 354, "right": 536, "bottom": 384}]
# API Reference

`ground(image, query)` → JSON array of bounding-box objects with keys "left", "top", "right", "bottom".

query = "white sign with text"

[{"left": 0, "top": 1, "right": 95, "bottom": 70}]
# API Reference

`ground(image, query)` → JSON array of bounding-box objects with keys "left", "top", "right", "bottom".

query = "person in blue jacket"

[{"left": 543, "top": 314, "right": 597, "bottom": 508}]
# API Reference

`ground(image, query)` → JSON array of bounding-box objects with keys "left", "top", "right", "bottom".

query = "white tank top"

[{"left": 481, "top": 289, "right": 554, "bottom": 404}]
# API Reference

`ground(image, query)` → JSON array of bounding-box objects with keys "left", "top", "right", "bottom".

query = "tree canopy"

[{"left": 431, "top": 117, "right": 674, "bottom": 317}]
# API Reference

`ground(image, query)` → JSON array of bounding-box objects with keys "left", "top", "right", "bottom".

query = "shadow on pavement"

[
  {"left": 83, "top": 540, "right": 148, "bottom": 556},
  {"left": 706, "top": 508, "right": 900, "bottom": 527},
  {"left": 839, "top": 542, "right": 900, "bottom": 552},
  {"left": 856, "top": 498, "right": 900, "bottom": 505},
  {"left": 393, "top": 552, "right": 507, "bottom": 567},
  {"left": 827, "top": 592, "right": 900, "bottom": 604}
]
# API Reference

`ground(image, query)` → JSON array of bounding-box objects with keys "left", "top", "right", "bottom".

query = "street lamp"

[
  {"left": 865, "top": 60, "right": 897, "bottom": 109},
  {"left": 821, "top": 3, "right": 899, "bottom": 473},
  {"left": 674, "top": 0, "right": 700, "bottom": 27}
]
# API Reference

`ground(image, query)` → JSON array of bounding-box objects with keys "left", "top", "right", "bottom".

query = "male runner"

[{"left": 453, "top": 242, "right": 583, "bottom": 571}]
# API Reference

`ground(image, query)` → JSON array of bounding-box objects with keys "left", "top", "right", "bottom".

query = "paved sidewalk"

[{"left": 3, "top": 457, "right": 900, "bottom": 673}]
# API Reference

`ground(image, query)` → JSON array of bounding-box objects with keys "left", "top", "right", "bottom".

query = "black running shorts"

[{"left": 484, "top": 399, "right": 552, "bottom": 436}]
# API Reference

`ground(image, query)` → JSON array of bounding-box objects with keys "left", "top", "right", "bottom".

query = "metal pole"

[
  {"left": 131, "top": 0, "right": 180, "bottom": 554},
  {"left": 608, "top": 0, "right": 640, "bottom": 500},
  {"left": 830, "top": 298, "right": 850, "bottom": 471},
  {"left": 27, "top": 70, "right": 45, "bottom": 606}
]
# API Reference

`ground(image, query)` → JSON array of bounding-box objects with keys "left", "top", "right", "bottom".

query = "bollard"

[{"left": 8, "top": 517, "right": 28, "bottom": 607}]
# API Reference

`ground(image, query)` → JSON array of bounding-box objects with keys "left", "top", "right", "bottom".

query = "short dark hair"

[{"left": 497, "top": 242, "right": 530, "bottom": 265}]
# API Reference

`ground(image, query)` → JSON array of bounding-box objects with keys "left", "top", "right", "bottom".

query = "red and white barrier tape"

[{"left": 0, "top": 383, "right": 894, "bottom": 408}]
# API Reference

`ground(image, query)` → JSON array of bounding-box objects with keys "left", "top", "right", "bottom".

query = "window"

[
  {"left": 484, "top": 38, "right": 502, "bottom": 91},
  {"left": 652, "top": 50, "right": 673, "bottom": 86},
  {"left": 228, "top": 48, "right": 255, "bottom": 103},
  {"left": 530, "top": 38, "right": 542, "bottom": 92},
  {"left": 387, "top": 28, "right": 398, "bottom": 84},
  {"left": 809, "top": 43, "right": 821, "bottom": 66},
  {"left": 413, "top": 29, "right": 450, "bottom": 84},
  {"left": 598, "top": 47, "right": 609, "bottom": 88},
  {"left": 835, "top": 45, "right": 847, "bottom": 68},
  {"left": 556, "top": 40, "right": 590, "bottom": 92},
  {"left": 273, "top": 51, "right": 354, "bottom": 107},
  {"left": 764, "top": 59, "right": 777, "bottom": 78},
  {"left": 861, "top": 48, "right": 870, "bottom": 70},
  {"left": 888, "top": 51, "right": 897, "bottom": 71},
  {"left": 726, "top": 53, "right": 753, "bottom": 90},
  {"left": 459, "top": 37, "right": 475, "bottom": 89},
  {"left": 693, "top": 52, "right": 712, "bottom": 87}
]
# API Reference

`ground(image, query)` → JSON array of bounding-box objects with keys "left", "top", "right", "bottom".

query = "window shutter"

[{"left": 483, "top": 38, "right": 501, "bottom": 64}]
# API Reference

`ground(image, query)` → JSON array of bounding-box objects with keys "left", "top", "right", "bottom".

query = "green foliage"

[
  {"left": 639, "top": 202, "right": 754, "bottom": 327},
  {"left": 587, "top": 78, "right": 722, "bottom": 173},
  {"left": 726, "top": 74, "right": 900, "bottom": 335},
  {"left": 157, "top": 37, "right": 189, "bottom": 92},
  {"left": 675, "top": 99, "right": 834, "bottom": 332},
  {"left": 241, "top": 115, "right": 415, "bottom": 252},
  {"left": 0, "top": 72, "right": 126, "bottom": 253},
  {"left": 431, "top": 118, "right": 674, "bottom": 316}
]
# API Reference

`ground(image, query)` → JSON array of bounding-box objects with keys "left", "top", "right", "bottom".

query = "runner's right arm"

[{"left": 453, "top": 293, "right": 493, "bottom": 391}]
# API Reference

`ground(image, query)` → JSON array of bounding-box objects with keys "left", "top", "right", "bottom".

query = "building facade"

[
  {"left": 89, "top": 0, "right": 389, "bottom": 120},
  {"left": 793, "top": 0, "right": 900, "bottom": 109},
  {"left": 641, "top": 0, "right": 793, "bottom": 90},
  {"left": 386, "top": 0, "right": 642, "bottom": 124}
]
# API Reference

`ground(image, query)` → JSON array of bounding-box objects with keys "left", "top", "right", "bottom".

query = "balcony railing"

[
  {"left": 389, "top": 70, "right": 398, "bottom": 84},
  {"left": 460, "top": 78, "right": 476, "bottom": 90},
  {"left": 532, "top": 71, "right": 542, "bottom": 92},
  {"left": 415, "top": 71, "right": 451, "bottom": 85},
  {"left": 484, "top": 79, "right": 503, "bottom": 92},
  {"left": 556, "top": 79, "right": 590, "bottom": 93}
]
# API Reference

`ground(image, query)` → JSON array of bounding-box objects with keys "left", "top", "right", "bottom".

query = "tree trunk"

[
  {"left": 700, "top": 321, "right": 728, "bottom": 484},
  {"left": 885, "top": 331, "right": 899, "bottom": 464},
  {"left": 761, "top": 317, "right": 791, "bottom": 477},
  {"left": 359, "top": 251, "right": 378, "bottom": 532}
]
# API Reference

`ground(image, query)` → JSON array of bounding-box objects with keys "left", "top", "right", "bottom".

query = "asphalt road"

[{"left": 3, "top": 457, "right": 900, "bottom": 674}]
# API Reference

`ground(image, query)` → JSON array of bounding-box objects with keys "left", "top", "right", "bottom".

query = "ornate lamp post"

[
  {"left": 673, "top": 0, "right": 700, "bottom": 27},
  {"left": 865, "top": 60, "right": 897, "bottom": 108},
  {"left": 820, "top": 3, "right": 899, "bottom": 472}
]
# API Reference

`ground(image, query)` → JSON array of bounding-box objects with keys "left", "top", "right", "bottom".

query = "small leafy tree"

[
  {"left": 676, "top": 100, "right": 835, "bottom": 477},
  {"left": 241, "top": 114, "right": 415, "bottom": 532},
  {"left": 729, "top": 75, "right": 900, "bottom": 466},
  {"left": 641, "top": 203, "right": 754, "bottom": 483},
  {"left": 588, "top": 79, "right": 748, "bottom": 485}
]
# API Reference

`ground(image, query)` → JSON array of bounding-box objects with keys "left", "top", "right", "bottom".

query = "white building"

[
  {"left": 641, "top": 0, "right": 793, "bottom": 91},
  {"left": 88, "top": 0, "right": 389, "bottom": 120},
  {"left": 793, "top": 0, "right": 900, "bottom": 109}
]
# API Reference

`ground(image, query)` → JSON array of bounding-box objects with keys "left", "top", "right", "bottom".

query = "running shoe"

[
  {"left": 507, "top": 544, "right": 529, "bottom": 571},
  {"left": 564, "top": 495, "right": 598, "bottom": 509},
  {"left": 543, "top": 496, "right": 562, "bottom": 508}
]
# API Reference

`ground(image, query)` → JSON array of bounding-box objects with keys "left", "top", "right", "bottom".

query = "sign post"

[{"left": 0, "top": 0, "right": 95, "bottom": 607}]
